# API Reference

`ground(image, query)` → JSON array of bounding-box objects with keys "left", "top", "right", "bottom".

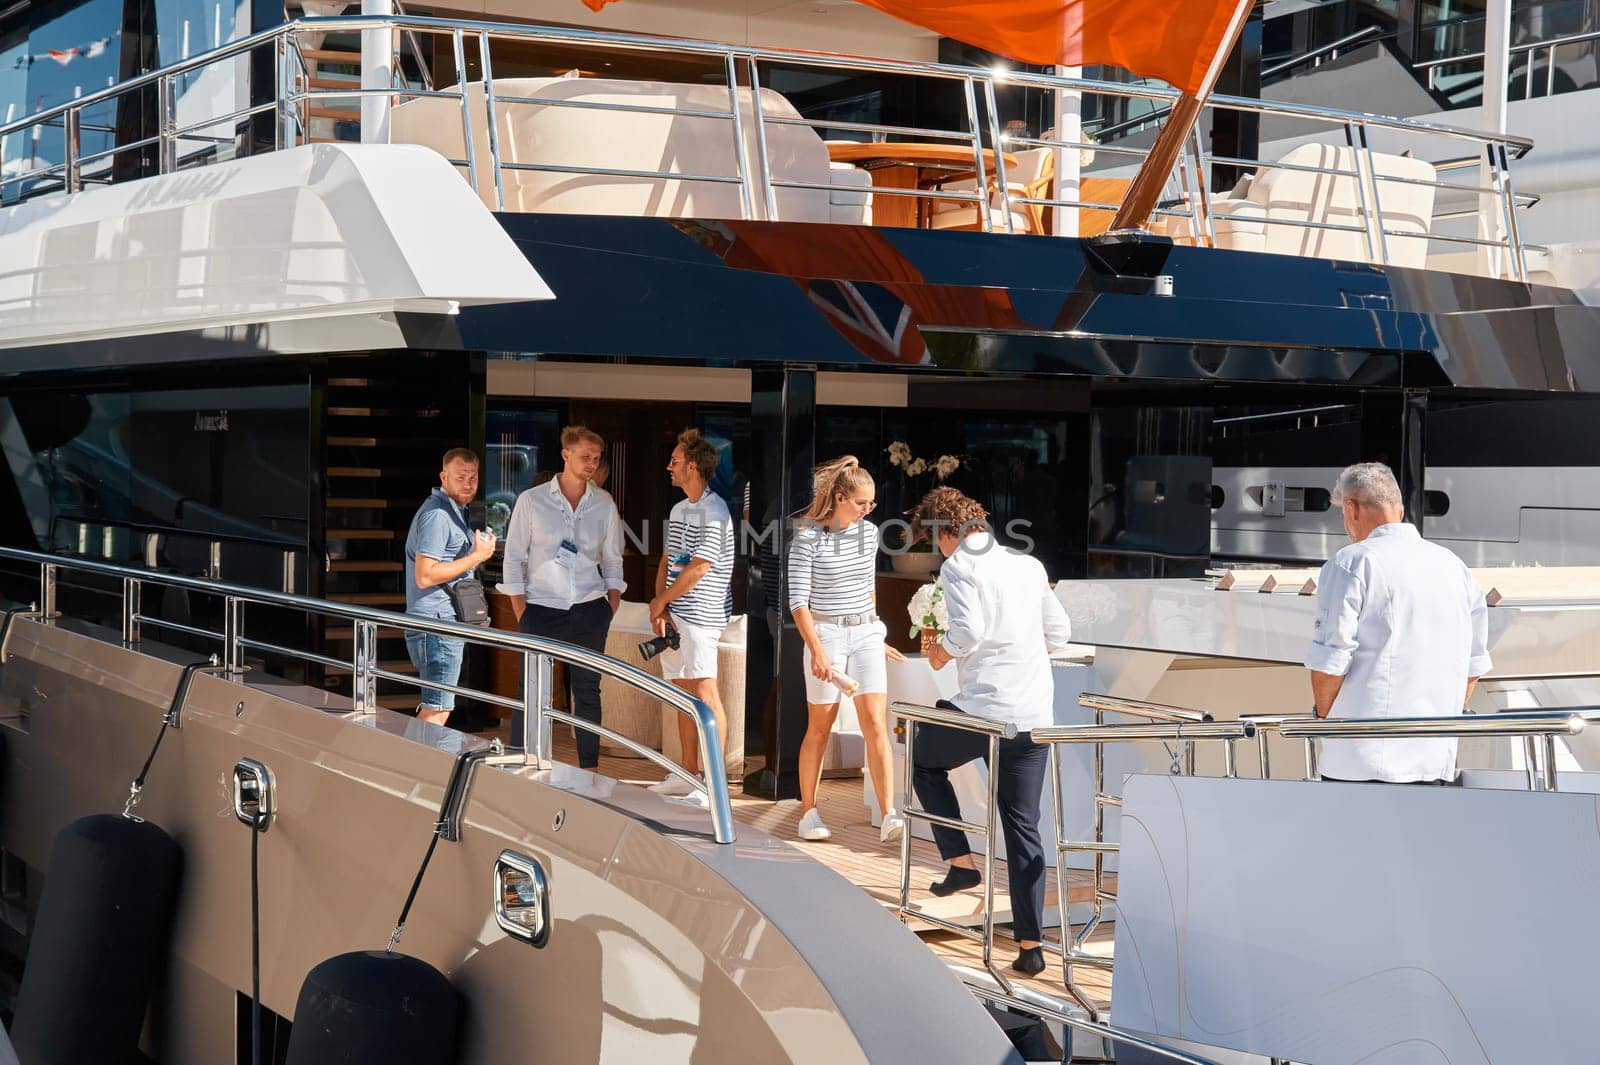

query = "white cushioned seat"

[
  {"left": 392, "top": 77, "right": 839, "bottom": 222},
  {"left": 827, "top": 162, "right": 873, "bottom": 225},
  {"left": 1205, "top": 144, "right": 1436, "bottom": 267}
]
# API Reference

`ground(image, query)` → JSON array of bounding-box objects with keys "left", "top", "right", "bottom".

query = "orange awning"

[
  {"left": 579, "top": 0, "right": 1245, "bottom": 96},
  {"left": 851, "top": 0, "right": 1244, "bottom": 95}
]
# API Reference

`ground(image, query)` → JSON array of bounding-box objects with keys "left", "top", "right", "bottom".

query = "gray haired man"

[{"left": 1304, "top": 462, "right": 1492, "bottom": 783}]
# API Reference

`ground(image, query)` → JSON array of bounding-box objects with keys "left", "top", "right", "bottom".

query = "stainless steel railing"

[
  {"left": 1030, "top": 695, "right": 1253, "bottom": 1019},
  {"left": 1262, "top": 24, "right": 1386, "bottom": 81},
  {"left": 889, "top": 700, "right": 1017, "bottom": 995},
  {"left": 1250, "top": 708, "right": 1597, "bottom": 791},
  {"left": 954, "top": 965, "right": 1225, "bottom": 1065},
  {"left": 1029, "top": 692, "right": 1600, "bottom": 1016},
  {"left": 0, "top": 545, "right": 737, "bottom": 844},
  {"left": 1416, "top": 26, "right": 1600, "bottom": 99},
  {"left": 0, "top": 13, "right": 1537, "bottom": 280}
]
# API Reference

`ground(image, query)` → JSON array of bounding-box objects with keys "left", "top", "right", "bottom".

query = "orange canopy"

[
  {"left": 851, "top": 0, "right": 1244, "bottom": 95},
  {"left": 580, "top": 0, "right": 1245, "bottom": 96}
]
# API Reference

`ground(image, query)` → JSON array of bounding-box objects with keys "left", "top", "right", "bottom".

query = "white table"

[{"left": 870, "top": 654, "right": 1142, "bottom": 871}]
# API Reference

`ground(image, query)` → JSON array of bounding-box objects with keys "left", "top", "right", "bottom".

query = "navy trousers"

[
  {"left": 911, "top": 700, "right": 1049, "bottom": 943},
  {"left": 517, "top": 598, "right": 613, "bottom": 768}
]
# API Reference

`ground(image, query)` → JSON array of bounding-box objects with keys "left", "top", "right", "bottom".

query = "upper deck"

[{"left": 0, "top": 8, "right": 1543, "bottom": 283}]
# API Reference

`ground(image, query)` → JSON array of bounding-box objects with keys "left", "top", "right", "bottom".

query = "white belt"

[{"left": 813, "top": 610, "right": 878, "bottom": 627}]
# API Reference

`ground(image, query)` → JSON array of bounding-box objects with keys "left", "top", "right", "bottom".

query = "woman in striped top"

[{"left": 789, "top": 456, "right": 906, "bottom": 843}]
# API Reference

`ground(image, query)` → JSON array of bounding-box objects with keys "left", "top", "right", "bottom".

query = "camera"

[{"left": 638, "top": 623, "right": 680, "bottom": 662}]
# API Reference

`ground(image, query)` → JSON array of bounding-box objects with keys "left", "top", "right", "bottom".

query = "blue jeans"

[{"left": 405, "top": 612, "right": 465, "bottom": 710}]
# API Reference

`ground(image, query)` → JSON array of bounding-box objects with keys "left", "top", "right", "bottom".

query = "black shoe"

[
  {"left": 1011, "top": 946, "right": 1046, "bottom": 975},
  {"left": 929, "top": 865, "right": 982, "bottom": 897}
]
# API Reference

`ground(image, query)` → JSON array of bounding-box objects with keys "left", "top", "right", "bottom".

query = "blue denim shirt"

[{"left": 405, "top": 488, "right": 474, "bottom": 617}]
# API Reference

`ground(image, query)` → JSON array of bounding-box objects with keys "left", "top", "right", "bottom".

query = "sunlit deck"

[{"left": 532, "top": 728, "right": 1116, "bottom": 1011}]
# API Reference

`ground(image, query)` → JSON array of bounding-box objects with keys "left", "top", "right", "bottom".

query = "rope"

[
  {"left": 387, "top": 827, "right": 443, "bottom": 953},
  {"left": 124, "top": 656, "right": 218, "bottom": 820},
  {"left": 250, "top": 812, "right": 264, "bottom": 1065}
]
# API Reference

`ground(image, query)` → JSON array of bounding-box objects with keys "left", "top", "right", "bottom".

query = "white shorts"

[
  {"left": 661, "top": 613, "right": 722, "bottom": 681},
  {"left": 803, "top": 619, "right": 889, "bottom": 704}
]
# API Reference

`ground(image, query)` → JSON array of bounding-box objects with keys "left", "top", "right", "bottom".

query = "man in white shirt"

[
  {"left": 914, "top": 487, "right": 1073, "bottom": 977},
  {"left": 1305, "top": 462, "right": 1492, "bottom": 783},
  {"left": 502, "top": 426, "right": 626, "bottom": 768},
  {"left": 648, "top": 428, "right": 735, "bottom": 806}
]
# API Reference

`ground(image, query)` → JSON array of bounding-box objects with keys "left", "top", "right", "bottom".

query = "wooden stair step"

[
  {"left": 309, "top": 76, "right": 356, "bottom": 90},
  {"left": 308, "top": 105, "right": 358, "bottom": 121},
  {"left": 327, "top": 466, "right": 382, "bottom": 478},
  {"left": 327, "top": 435, "right": 379, "bottom": 447},
  {"left": 328, "top": 592, "right": 407, "bottom": 606},
  {"left": 327, "top": 497, "right": 388, "bottom": 509},
  {"left": 327, "top": 560, "right": 403, "bottom": 573},
  {"left": 327, "top": 377, "right": 370, "bottom": 387},
  {"left": 327, "top": 528, "right": 395, "bottom": 540},
  {"left": 327, "top": 406, "right": 397, "bottom": 417}
]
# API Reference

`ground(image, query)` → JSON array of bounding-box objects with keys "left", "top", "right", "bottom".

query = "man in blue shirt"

[{"left": 405, "top": 448, "right": 496, "bottom": 725}]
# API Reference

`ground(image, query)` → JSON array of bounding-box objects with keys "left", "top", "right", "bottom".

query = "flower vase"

[
  {"left": 891, "top": 551, "right": 939, "bottom": 578},
  {"left": 919, "top": 626, "right": 939, "bottom": 654}
]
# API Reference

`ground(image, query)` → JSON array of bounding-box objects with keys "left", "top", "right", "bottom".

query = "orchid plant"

[
  {"left": 885, "top": 442, "right": 962, "bottom": 554},
  {"left": 886, "top": 441, "right": 960, "bottom": 482}
]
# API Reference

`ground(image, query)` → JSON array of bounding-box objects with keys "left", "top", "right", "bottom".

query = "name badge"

[
  {"left": 667, "top": 552, "right": 691, "bottom": 582},
  {"left": 555, "top": 538, "right": 578, "bottom": 568}
]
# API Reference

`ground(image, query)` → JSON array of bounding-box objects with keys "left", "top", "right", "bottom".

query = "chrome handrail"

[
  {"left": 954, "top": 966, "right": 1225, "bottom": 1065},
  {"left": 1415, "top": 26, "right": 1600, "bottom": 99},
  {"left": 889, "top": 699, "right": 1015, "bottom": 995},
  {"left": 1034, "top": 691, "right": 1254, "bottom": 1019},
  {"left": 0, "top": 12, "right": 1537, "bottom": 277},
  {"left": 1076, "top": 693, "right": 1209, "bottom": 723},
  {"left": 1252, "top": 708, "right": 1600, "bottom": 792},
  {"left": 0, "top": 545, "right": 737, "bottom": 844},
  {"left": 1262, "top": 24, "right": 1385, "bottom": 80}
]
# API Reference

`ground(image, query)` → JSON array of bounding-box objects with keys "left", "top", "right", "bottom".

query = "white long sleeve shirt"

[
  {"left": 1305, "top": 522, "right": 1492, "bottom": 782},
  {"left": 502, "top": 477, "right": 626, "bottom": 610},
  {"left": 938, "top": 531, "right": 1073, "bottom": 732}
]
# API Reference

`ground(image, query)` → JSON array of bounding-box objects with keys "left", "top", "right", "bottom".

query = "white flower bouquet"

[{"left": 907, "top": 579, "right": 949, "bottom": 640}]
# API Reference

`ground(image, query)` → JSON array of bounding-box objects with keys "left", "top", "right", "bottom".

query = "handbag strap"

[{"left": 429, "top": 492, "right": 477, "bottom": 573}]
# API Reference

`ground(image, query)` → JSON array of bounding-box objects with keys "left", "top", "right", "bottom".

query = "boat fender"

[
  {"left": 283, "top": 950, "right": 459, "bottom": 1065},
  {"left": 9, "top": 814, "right": 182, "bottom": 1065}
]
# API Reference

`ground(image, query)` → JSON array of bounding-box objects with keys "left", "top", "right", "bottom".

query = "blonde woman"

[{"left": 788, "top": 456, "right": 906, "bottom": 843}]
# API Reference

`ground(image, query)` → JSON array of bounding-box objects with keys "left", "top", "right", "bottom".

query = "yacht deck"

[{"left": 540, "top": 729, "right": 1116, "bottom": 1011}]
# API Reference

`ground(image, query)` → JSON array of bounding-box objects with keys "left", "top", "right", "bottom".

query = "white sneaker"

[
  {"left": 880, "top": 810, "right": 905, "bottom": 844},
  {"left": 674, "top": 788, "right": 710, "bottom": 809},
  {"left": 650, "top": 775, "right": 695, "bottom": 797},
  {"left": 798, "top": 808, "right": 832, "bottom": 841}
]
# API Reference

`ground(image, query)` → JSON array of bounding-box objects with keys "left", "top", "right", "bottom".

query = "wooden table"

[
  {"left": 827, "top": 142, "right": 1018, "bottom": 229},
  {"left": 1075, "top": 176, "right": 1132, "bottom": 237}
]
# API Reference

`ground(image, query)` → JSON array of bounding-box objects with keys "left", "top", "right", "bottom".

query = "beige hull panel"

[{"left": 0, "top": 618, "right": 1018, "bottom": 1065}]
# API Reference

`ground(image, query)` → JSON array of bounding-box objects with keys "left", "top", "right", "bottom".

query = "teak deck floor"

[{"left": 534, "top": 731, "right": 1116, "bottom": 1010}]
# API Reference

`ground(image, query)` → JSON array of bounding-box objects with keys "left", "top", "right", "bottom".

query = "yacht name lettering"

[{"left": 194, "top": 410, "right": 230, "bottom": 432}]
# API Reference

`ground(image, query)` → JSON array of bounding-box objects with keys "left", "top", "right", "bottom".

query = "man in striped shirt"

[{"left": 648, "top": 429, "right": 735, "bottom": 804}]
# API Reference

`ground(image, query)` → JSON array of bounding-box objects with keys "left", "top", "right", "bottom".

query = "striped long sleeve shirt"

[{"left": 788, "top": 520, "right": 879, "bottom": 616}]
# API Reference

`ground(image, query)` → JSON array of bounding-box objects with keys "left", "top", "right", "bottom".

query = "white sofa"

[
  {"left": 1203, "top": 143, "right": 1437, "bottom": 267},
  {"left": 392, "top": 76, "right": 868, "bottom": 224}
]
